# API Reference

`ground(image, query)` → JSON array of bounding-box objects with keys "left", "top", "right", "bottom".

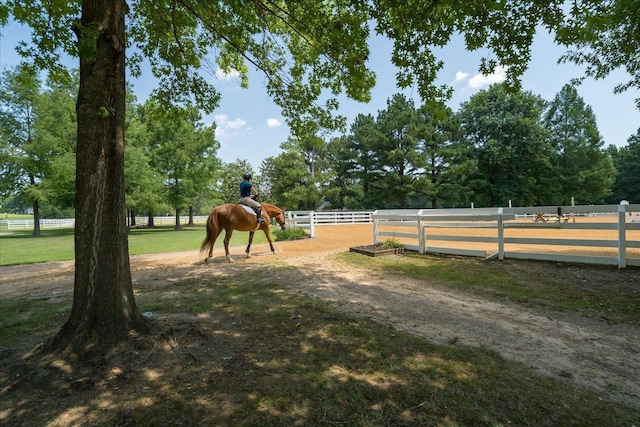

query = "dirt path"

[
  {"left": 280, "top": 252, "right": 640, "bottom": 410},
  {"left": 1, "top": 224, "right": 639, "bottom": 409}
]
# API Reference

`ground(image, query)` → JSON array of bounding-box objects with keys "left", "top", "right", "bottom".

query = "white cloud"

[
  {"left": 266, "top": 118, "right": 281, "bottom": 128},
  {"left": 467, "top": 65, "right": 508, "bottom": 89},
  {"left": 453, "top": 71, "right": 470, "bottom": 84},
  {"left": 214, "top": 114, "right": 249, "bottom": 141},
  {"left": 215, "top": 68, "right": 240, "bottom": 81}
]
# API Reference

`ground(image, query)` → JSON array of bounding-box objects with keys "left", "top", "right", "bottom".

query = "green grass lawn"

[
  {"left": 0, "top": 225, "right": 272, "bottom": 266},
  {"left": 0, "top": 214, "right": 35, "bottom": 232},
  {"left": 0, "top": 214, "right": 34, "bottom": 220}
]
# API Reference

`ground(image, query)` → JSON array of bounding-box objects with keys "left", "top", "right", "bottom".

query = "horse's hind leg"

[
  {"left": 224, "top": 229, "right": 234, "bottom": 262},
  {"left": 205, "top": 236, "right": 217, "bottom": 263},
  {"left": 246, "top": 231, "right": 255, "bottom": 258},
  {"left": 204, "top": 232, "right": 219, "bottom": 264}
]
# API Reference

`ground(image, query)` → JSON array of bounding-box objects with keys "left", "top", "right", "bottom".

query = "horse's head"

[
  {"left": 262, "top": 203, "right": 287, "bottom": 230},
  {"left": 273, "top": 209, "right": 286, "bottom": 230}
]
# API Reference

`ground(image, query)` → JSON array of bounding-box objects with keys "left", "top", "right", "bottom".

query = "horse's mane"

[{"left": 262, "top": 202, "right": 284, "bottom": 214}]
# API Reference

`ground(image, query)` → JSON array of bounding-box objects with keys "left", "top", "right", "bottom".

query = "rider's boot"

[{"left": 256, "top": 206, "right": 265, "bottom": 223}]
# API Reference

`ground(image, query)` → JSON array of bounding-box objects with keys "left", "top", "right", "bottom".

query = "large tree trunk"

[
  {"left": 29, "top": 173, "right": 41, "bottom": 237},
  {"left": 31, "top": 198, "right": 41, "bottom": 237},
  {"left": 52, "top": 0, "right": 144, "bottom": 357},
  {"left": 174, "top": 209, "right": 182, "bottom": 230}
]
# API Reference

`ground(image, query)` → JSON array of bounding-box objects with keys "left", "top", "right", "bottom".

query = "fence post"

[
  {"left": 418, "top": 210, "right": 426, "bottom": 254},
  {"left": 309, "top": 211, "right": 315, "bottom": 238},
  {"left": 497, "top": 213, "right": 505, "bottom": 260},
  {"left": 419, "top": 218, "right": 426, "bottom": 254},
  {"left": 618, "top": 204, "right": 627, "bottom": 268},
  {"left": 373, "top": 212, "right": 379, "bottom": 244}
]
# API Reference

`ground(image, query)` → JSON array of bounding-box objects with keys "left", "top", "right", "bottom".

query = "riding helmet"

[{"left": 243, "top": 173, "right": 252, "bottom": 180}]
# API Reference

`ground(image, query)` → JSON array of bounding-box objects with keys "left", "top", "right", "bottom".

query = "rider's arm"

[{"left": 251, "top": 186, "right": 259, "bottom": 195}]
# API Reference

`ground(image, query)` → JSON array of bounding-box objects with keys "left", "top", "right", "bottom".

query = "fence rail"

[
  {"left": 0, "top": 216, "right": 211, "bottom": 230},
  {"left": 1, "top": 211, "right": 373, "bottom": 234},
  {"left": 131, "top": 216, "right": 209, "bottom": 226},
  {"left": 373, "top": 204, "right": 640, "bottom": 268},
  {"left": 1, "top": 218, "right": 76, "bottom": 230},
  {"left": 286, "top": 210, "right": 373, "bottom": 237}
]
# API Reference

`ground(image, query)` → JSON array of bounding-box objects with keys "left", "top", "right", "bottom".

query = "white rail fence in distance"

[
  {"left": 286, "top": 211, "right": 373, "bottom": 237},
  {"left": 373, "top": 204, "right": 640, "bottom": 268}
]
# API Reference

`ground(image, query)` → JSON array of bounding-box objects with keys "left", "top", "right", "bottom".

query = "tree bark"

[
  {"left": 175, "top": 209, "right": 182, "bottom": 230},
  {"left": 31, "top": 198, "right": 41, "bottom": 237},
  {"left": 29, "top": 172, "right": 41, "bottom": 237},
  {"left": 52, "top": 0, "right": 144, "bottom": 357}
]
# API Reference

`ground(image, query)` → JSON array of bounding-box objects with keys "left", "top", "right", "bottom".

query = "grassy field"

[
  {"left": 0, "top": 213, "right": 34, "bottom": 231},
  {"left": 0, "top": 225, "right": 271, "bottom": 266},
  {"left": 0, "top": 213, "right": 33, "bottom": 220}
]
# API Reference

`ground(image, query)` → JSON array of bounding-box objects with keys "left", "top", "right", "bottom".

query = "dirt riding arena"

[{"left": 1, "top": 223, "right": 639, "bottom": 409}]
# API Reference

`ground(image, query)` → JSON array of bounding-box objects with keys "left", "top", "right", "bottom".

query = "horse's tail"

[{"left": 200, "top": 208, "right": 220, "bottom": 254}]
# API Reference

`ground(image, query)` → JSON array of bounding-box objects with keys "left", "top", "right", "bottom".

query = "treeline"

[
  {"left": 262, "top": 84, "right": 640, "bottom": 211},
  {"left": 2, "top": 64, "right": 639, "bottom": 237},
  {"left": 1, "top": 64, "right": 223, "bottom": 232}
]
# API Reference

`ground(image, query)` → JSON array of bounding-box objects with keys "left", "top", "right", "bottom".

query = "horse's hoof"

[
  {"left": 204, "top": 257, "right": 210, "bottom": 264},
  {"left": 246, "top": 253, "right": 252, "bottom": 258},
  {"left": 227, "top": 257, "right": 234, "bottom": 263}
]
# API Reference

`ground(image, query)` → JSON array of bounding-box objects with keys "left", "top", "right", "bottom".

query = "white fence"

[
  {"left": 2, "top": 211, "right": 372, "bottom": 234},
  {"left": 1, "top": 218, "right": 76, "bottom": 230},
  {"left": 131, "top": 216, "right": 209, "bottom": 226},
  {"left": 373, "top": 204, "right": 640, "bottom": 268},
  {"left": 286, "top": 210, "right": 373, "bottom": 237},
  {"left": 0, "top": 216, "right": 209, "bottom": 230}
]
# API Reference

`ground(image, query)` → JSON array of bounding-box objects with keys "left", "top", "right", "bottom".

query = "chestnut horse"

[{"left": 200, "top": 202, "right": 286, "bottom": 263}]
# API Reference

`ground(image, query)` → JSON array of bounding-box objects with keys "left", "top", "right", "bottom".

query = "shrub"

[
  {"left": 274, "top": 227, "right": 309, "bottom": 241},
  {"left": 379, "top": 238, "right": 403, "bottom": 249}
]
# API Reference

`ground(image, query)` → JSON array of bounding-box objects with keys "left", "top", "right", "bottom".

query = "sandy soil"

[{"left": 1, "top": 224, "right": 639, "bottom": 409}]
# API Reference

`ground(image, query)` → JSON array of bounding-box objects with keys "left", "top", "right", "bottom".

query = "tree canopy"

[
  {"left": 0, "top": 64, "right": 77, "bottom": 234},
  {"left": 544, "top": 84, "right": 615, "bottom": 204}
]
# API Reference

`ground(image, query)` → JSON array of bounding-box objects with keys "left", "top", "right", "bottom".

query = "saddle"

[
  {"left": 239, "top": 204, "right": 257, "bottom": 215},
  {"left": 239, "top": 202, "right": 265, "bottom": 223}
]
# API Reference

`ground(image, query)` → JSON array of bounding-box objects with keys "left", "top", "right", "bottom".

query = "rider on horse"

[{"left": 239, "top": 173, "right": 265, "bottom": 224}]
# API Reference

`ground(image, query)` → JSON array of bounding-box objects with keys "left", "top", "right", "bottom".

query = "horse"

[{"left": 200, "top": 202, "right": 286, "bottom": 263}]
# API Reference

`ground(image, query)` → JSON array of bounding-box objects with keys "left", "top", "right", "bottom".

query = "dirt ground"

[{"left": 1, "top": 224, "right": 639, "bottom": 412}]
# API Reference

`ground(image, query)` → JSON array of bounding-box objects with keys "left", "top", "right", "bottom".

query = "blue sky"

[{"left": 2, "top": 22, "right": 638, "bottom": 170}]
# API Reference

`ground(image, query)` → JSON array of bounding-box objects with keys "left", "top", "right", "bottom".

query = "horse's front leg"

[
  {"left": 224, "top": 230, "right": 234, "bottom": 263},
  {"left": 264, "top": 230, "right": 277, "bottom": 255},
  {"left": 246, "top": 231, "right": 255, "bottom": 258}
]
